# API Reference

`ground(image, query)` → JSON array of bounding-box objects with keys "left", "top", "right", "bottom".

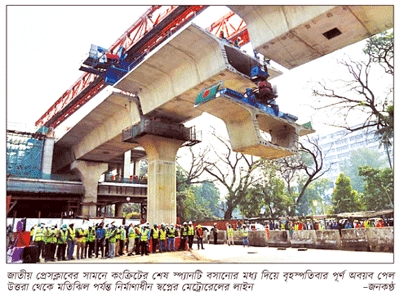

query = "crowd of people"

[{"left": 29, "top": 220, "right": 206, "bottom": 262}]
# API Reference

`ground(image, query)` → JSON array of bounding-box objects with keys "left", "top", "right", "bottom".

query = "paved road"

[{"left": 47, "top": 243, "right": 393, "bottom": 264}]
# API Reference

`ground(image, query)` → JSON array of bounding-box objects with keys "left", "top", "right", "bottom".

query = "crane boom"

[{"left": 35, "top": 6, "right": 249, "bottom": 129}]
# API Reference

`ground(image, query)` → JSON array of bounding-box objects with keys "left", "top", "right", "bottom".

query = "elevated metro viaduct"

[{"left": 47, "top": 6, "right": 392, "bottom": 225}]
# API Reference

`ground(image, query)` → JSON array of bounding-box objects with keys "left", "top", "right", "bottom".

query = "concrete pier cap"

[{"left": 71, "top": 160, "right": 108, "bottom": 218}]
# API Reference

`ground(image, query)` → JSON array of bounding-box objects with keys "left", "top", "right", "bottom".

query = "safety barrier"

[
  {"left": 267, "top": 230, "right": 291, "bottom": 247},
  {"left": 366, "top": 227, "right": 394, "bottom": 252},
  {"left": 248, "top": 230, "right": 268, "bottom": 247},
  {"left": 314, "top": 230, "right": 341, "bottom": 249},
  {"left": 340, "top": 228, "right": 369, "bottom": 251},
  {"left": 291, "top": 230, "right": 316, "bottom": 248},
  {"left": 210, "top": 230, "right": 227, "bottom": 244}
]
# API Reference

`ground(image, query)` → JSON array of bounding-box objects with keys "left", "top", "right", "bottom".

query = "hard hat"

[
  {"left": 197, "top": 225, "right": 201, "bottom": 229},
  {"left": 154, "top": 223, "right": 158, "bottom": 227},
  {"left": 170, "top": 223, "right": 174, "bottom": 227},
  {"left": 214, "top": 223, "right": 217, "bottom": 226},
  {"left": 161, "top": 222, "right": 165, "bottom": 226},
  {"left": 189, "top": 221, "right": 192, "bottom": 225},
  {"left": 183, "top": 222, "right": 187, "bottom": 225}
]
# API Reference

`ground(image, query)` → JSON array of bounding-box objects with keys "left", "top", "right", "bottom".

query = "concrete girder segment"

[
  {"left": 114, "top": 23, "right": 282, "bottom": 123},
  {"left": 54, "top": 91, "right": 143, "bottom": 172},
  {"left": 197, "top": 93, "right": 315, "bottom": 159},
  {"left": 228, "top": 5, "right": 393, "bottom": 69}
]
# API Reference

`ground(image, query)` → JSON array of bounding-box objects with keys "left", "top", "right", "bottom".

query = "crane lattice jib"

[{"left": 35, "top": 6, "right": 250, "bottom": 129}]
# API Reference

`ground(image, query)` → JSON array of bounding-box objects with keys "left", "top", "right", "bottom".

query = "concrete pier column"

[
  {"left": 115, "top": 203, "right": 124, "bottom": 218},
  {"left": 71, "top": 160, "right": 108, "bottom": 218},
  {"left": 123, "top": 150, "right": 131, "bottom": 180},
  {"left": 135, "top": 134, "right": 184, "bottom": 226}
]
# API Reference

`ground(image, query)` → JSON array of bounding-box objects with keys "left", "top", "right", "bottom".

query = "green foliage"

[
  {"left": 340, "top": 148, "right": 386, "bottom": 193},
  {"left": 331, "top": 173, "right": 362, "bottom": 214},
  {"left": 359, "top": 166, "right": 393, "bottom": 211},
  {"left": 176, "top": 167, "right": 220, "bottom": 221},
  {"left": 296, "top": 177, "right": 331, "bottom": 216},
  {"left": 239, "top": 160, "right": 292, "bottom": 218}
]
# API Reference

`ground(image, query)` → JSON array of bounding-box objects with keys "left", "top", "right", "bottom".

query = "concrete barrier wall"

[
  {"left": 340, "top": 228, "right": 369, "bottom": 251},
  {"left": 268, "top": 230, "right": 291, "bottom": 247},
  {"left": 366, "top": 227, "right": 394, "bottom": 252},
  {"left": 291, "top": 230, "right": 316, "bottom": 248},
  {"left": 210, "top": 230, "right": 227, "bottom": 244},
  {"left": 249, "top": 231, "right": 268, "bottom": 247},
  {"left": 206, "top": 228, "right": 393, "bottom": 252},
  {"left": 314, "top": 230, "right": 341, "bottom": 250}
]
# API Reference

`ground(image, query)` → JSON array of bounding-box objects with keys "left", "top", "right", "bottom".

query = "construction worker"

[
  {"left": 227, "top": 224, "right": 234, "bottom": 246},
  {"left": 44, "top": 225, "right": 54, "bottom": 262},
  {"left": 196, "top": 225, "right": 205, "bottom": 250},
  {"left": 104, "top": 224, "right": 110, "bottom": 257},
  {"left": 151, "top": 223, "right": 159, "bottom": 253},
  {"left": 57, "top": 224, "right": 68, "bottom": 261},
  {"left": 242, "top": 225, "right": 250, "bottom": 247},
  {"left": 66, "top": 223, "right": 75, "bottom": 260},
  {"left": 159, "top": 223, "right": 167, "bottom": 253},
  {"left": 95, "top": 223, "right": 106, "bottom": 258},
  {"left": 212, "top": 223, "right": 219, "bottom": 245},
  {"left": 32, "top": 223, "right": 45, "bottom": 261},
  {"left": 187, "top": 221, "right": 195, "bottom": 250},
  {"left": 134, "top": 224, "right": 141, "bottom": 255},
  {"left": 114, "top": 226, "right": 121, "bottom": 257},
  {"left": 140, "top": 224, "right": 150, "bottom": 256},
  {"left": 119, "top": 225, "right": 126, "bottom": 256},
  {"left": 127, "top": 223, "right": 135, "bottom": 256},
  {"left": 87, "top": 224, "right": 96, "bottom": 258},
  {"left": 75, "top": 225, "right": 85, "bottom": 260},
  {"left": 179, "top": 222, "right": 188, "bottom": 251},
  {"left": 168, "top": 223, "right": 176, "bottom": 251}
]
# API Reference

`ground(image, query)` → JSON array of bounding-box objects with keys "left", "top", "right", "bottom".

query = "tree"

[
  {"left": 192, "top": 181, "right": 222, "bottom": 218},
  {"left": 312, "top": 30, "right": 393, "bottom": 167},
  {"left": 277, "top": 136, "right": 330, "bottom": 212},
  {"left": 296, "top": 177, "right": 331, "bottom": 216},
  {"left": 331, "top": 173, "right": 362, "bottom": 214},
  {"left": 203, "top": 132, "right": 263, "bottom": 219},
  {"left": 239, "top": 160, "right": 292, "bottom": 218},
  {"left": 359, "top": 166, "right": 393, "bottom": 211},
  {"left": 340, "top": 148, "right": 386, "bottom": 193}
]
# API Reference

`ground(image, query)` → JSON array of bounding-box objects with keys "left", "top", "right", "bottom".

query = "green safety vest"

[
  {"left": 67, "top": 227, "right": 75, "bottom": 241},
  {"left": 152, "top": 228, "right": 159, "bottom": 239},
  {"left": 105, "top": 229, "right": 110, "bottom": 239},
  {"left": 128, "top": 227, "right": 135, "bottom": 239},
  {"left": 57, "top": 229, "right": 68, "bottom": 244},
  {"left": 109, "top": 229, "right": 117, "bottom": 243},
  {"left": 168, "top": 228, "right": 175, "bottom": 238},
  {"left": 88, "top": 229, "right": 96, "bottom": 242},
  {"left": 121, "top": 229, "right": 126, "bottom": 241},
  {"left": 182, "top": 227, "right": 188, "bottom": 236},
  {"left": 82, "top": 228, "right": 89, "bottom": 243},
  {"left": 133, "top": 227, "right": 140, "bottom": 239},
  {"left": 228, "top": 228, "right": 234, "bottom": 237},
  {"left": 188, "top": 226, "right": 194, "bottom": 236},
  {"left": 115, "top": 229, "right": 121, "bottom": 240},
  {"left": 45, "top": 229, "right": 54, "bottom": 244},
  {"left": 242, "top": 229, "right": 249, "bottom": 237},
  {"left": 159, "top": 229, "right": 166, "bottom": 240},
  {"left": 141, "top": 229, "right": 149, "bottom": 242},
  {"left": 34, "top": 227, "right": 45, "bottom": 242}
]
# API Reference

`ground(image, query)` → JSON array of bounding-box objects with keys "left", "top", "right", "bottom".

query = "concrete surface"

[{"left": 47, "top": 242, "right": 393, "bottom": 264}]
